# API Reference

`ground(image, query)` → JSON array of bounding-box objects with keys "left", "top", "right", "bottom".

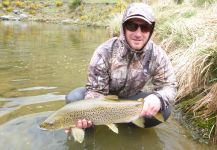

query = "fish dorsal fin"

[
  {"left": 106, "top": 124, "right": 119, "bottom": 134},
  {"left": 71, "top": 128, "right": 85, "bottom": 143},
  {"left": 104, "top": 95, "right": 119, "bottom": 101},
  {"left": 154, "top": 112, "right": 165, "bottom": 122},
  {"left": 132, "top": 118, "right": 145, "bottom": 128}
]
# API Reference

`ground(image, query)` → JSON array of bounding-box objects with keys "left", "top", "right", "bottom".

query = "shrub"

[
  {"left": 69, "top": 0, "right": 82, "bottom": 10},
  {"left": 112, "top": 0, "right": 127, "bottom": 13},
  {"left": 80, "top": 15, "right": 87, "bottom": 20},
  {"left": 6, "top": 6, "right": 14, "bottom": 12},
  {"left": 2, "top": 1, "right": 10, "bottom": 7},
  {"left": 29, "top": 10, "right": 36, "bottom": 15},
  {"left": 55, "top": 0, "right": 63, "bottom": 7},
  {"left": 15, "top": 1, "right": 25, "bottom": 8},
  {"left": 29, "top": 3, "right": 39, "bottom": 10}
]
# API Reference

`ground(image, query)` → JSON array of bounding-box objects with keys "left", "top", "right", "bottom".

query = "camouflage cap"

[{"left": 123, "top": 3, "right": 155, "bottom": 25}]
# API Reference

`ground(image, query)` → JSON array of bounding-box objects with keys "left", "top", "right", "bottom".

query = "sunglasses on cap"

[{"left": 124, "top": 21, "right": 152, "bottom": 33}]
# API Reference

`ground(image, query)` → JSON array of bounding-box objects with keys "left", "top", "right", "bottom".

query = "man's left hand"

[{"left": 139, "top": 94, "right": 161, "bottom": 117}]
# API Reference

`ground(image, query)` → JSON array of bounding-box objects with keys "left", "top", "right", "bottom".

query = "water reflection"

[
  {"left": 0, "top": 21, "right": 108, "bottom": 98},
  {"left": 77, "top": 124, "right": 163, "bottom": 150}
]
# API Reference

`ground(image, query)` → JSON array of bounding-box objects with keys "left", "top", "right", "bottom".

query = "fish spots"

[{"left": 40, "top": 99, "right": 143, "bottom": 130}]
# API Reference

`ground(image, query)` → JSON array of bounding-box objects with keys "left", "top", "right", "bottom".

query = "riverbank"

[{"left": 0, "top": 0, "right": 124, "bottom": 26}]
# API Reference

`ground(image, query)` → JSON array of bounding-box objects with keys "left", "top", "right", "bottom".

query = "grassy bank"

[
  {"left": 0, "top": 0, "right": 126, "bottom": 25},
  {"left": 108, "top": 0, "right": 217, "bottom": 144},
  {"left": 153, "top": 0, "right": 217, "bottom": 144}
]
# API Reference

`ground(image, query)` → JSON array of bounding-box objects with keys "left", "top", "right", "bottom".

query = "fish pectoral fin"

[
  {"left": 106, "top": 124, "right": 119, "bottom": 134},
  {"left": 154, "top": 112, "right": 165, "bottom": 122},
  {"left": 71, "top": 128, "right": 85, "bottom": 143},
  {"left": 132, "top": 118, "right": 145, "bottom": 128}
]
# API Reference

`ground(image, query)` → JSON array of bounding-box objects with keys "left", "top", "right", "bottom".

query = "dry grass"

[
  {"left": 107, "top": 12, "right": 123, "bottom": 37},
  {"left": 171, "top": 32, "right": 217, "bottom": 99},
  {"left": 193, "top": 83, "right": 217, "bottom": 115},
  {"left": 155, "top": 2, "right": 217, "bottom": 100},
  {"left": 166, "top": 2, "right": 217, "bottom": 143}
]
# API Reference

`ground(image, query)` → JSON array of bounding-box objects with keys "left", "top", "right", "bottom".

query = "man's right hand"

[
  {"left": 64, "top": 119, "right": 92, "bottom": 134},
  {"left": 76, "top": 119, "right": 92, "bottom": 128}
]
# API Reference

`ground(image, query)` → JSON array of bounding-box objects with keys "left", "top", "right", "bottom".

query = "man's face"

[{"left": 124, "top": 18, "right": 152, "bottom": 51}]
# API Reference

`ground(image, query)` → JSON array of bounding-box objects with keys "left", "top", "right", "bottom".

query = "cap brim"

[{"left": 124, "top": 16, "right": 152, "bottom": 24}]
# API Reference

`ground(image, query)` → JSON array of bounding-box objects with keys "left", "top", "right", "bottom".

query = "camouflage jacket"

[{"left": 85, "top": 3, "right": 177, "bottom": 105}]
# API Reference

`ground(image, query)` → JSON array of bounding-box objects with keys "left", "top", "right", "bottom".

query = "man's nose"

[{"left": 134, "top": 27, "right": 143, "bottom": 36}]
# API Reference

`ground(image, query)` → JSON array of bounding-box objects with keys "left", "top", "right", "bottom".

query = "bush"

[
  {"left": 55, "top": 0, "right": 63, "bottom": 7},
  {"left": 29, "top": 3, "right": 39, "bottom": 10},
  {"left": 69, "top": 0, "right": 82, "bottom": 10},
  {"left": 6, "top": 6, "right": 14, "bottom": 12},
  {"left": 15, "top": 1, "right": 25, "bottom": 8},
  {"left": 29, "top": 10, "right": 36, "bottom": 15},
  {"left": 2, "top": 1, "right": 10, "bottom": 7}
]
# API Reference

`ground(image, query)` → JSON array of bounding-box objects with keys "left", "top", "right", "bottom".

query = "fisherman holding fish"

[
  {"left": 65, "top": 2, "right": 177, "bottom": 131},
  {"left": 40, "top": 2, "right": 177, "bottom": 143}
]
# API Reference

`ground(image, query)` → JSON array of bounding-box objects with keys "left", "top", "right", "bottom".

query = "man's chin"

[
  {"left": 132, "top": 45, "right": 143, "bottom": 51},
  {"left": 131, "top": 42, "right": 143, "bottom": 48}
]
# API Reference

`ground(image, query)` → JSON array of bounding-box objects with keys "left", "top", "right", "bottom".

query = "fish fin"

[
  {"left": 71, "top": 128, "right": 85, "bottom": 143},
  {"left": 104, "top": 95, "right": 119, "bottom": 101},
  {"left": 106, "top": 124, "right": 119, "bottom": 134},
  {"left": 137, "top": 98, "right": 144, "bottom": 102},
  {"left": 132, "top": 118, "right": 145, "bottom": 128},
  {"left": 154, "top": 112, "right": 165, "bottom": 122}
]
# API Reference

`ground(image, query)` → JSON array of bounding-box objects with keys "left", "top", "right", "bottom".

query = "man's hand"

[
  {"left": 64, "top": 119, "right": 92, "bottom": 134},
  {"left": 139, "top": 94, "right": 161, "bottom": 117},
  {"left": 76, "top": 119, "right": 92, "bottom": 128}
]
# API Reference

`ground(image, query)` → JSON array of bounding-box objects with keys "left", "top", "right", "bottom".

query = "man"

[{"left": 65, "top": 3, "right": 177, "bottom": 130}]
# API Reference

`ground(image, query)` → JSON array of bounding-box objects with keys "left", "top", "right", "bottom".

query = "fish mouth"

[
  {"left": 39, "top": 127, "right": 48, "bottom": 131},
  {"left": 39, "top": 126, "right": 56, "bottom": 131},
  {"left": 39, "top": 124, "right": 49, "bottom": 130}
]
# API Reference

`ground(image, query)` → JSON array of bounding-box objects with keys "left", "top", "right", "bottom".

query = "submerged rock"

[{"left": 0, "top": 15, "right": 20, "bottom": 21}]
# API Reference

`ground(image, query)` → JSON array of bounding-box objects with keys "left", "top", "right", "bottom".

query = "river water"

[{"left": 0, "top": 21, "right": 216, "bottom": 150}]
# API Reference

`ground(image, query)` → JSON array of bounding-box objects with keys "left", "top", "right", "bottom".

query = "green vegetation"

[
  {"left": 2, "top": 1, "right": 10, "bottom": 7},
  {"left": 15, "top": 1, "right": 25, "bottom": 8},
  {"left": 6, "top": 6, "right": 14, "bottom": 12},
  {"left": 182, "top": 10, "right": 196, "bottom": 18},
  {"left": 55, "top": 0, "right": 63, "bottom": 7},
  {"left": 69, "top": 0, "right": 82, "bottom": 10},
  {"left": 194, "top": 0, "right": 216, "bottom": 6}
]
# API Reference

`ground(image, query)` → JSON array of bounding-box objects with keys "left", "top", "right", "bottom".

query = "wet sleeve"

[
  {"left": 151, "top": 46, "right": 177, "bottom": 108},
  {"left": 85, "top": 45, "right": 110, "bottom": 99}
]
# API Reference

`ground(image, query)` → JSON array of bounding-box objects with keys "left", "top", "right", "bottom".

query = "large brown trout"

[{"left": 39, "top": 95, "right": 164, "bottom": 143}]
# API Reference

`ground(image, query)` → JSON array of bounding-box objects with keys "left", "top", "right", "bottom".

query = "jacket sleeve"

[
  {"left": 85, "top": 42, "right": 111, "bottom": 99},
  {"left": 150, "top": 45, "right": 177, "bottom": 108}
]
